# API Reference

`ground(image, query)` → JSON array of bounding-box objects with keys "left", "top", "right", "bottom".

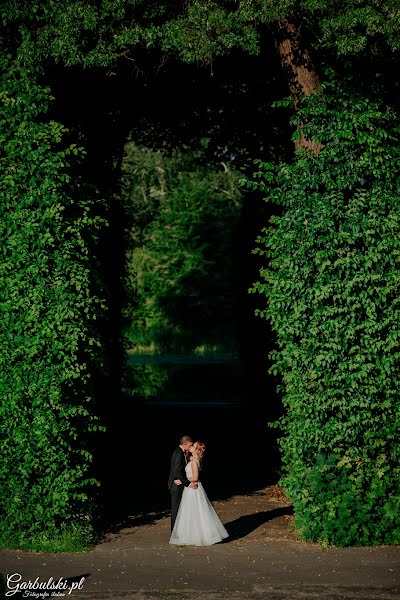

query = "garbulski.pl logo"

[{"left": 6, "top": 573, "right": 86, "bottom": 597}]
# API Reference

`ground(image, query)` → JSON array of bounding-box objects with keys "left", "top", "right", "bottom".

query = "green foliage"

[
  {"left": 2, "top": 0, "right": 399, "bottom": 71},
  {"left": 0, "top": 53, "right": 107, "bottom": 550},
  {"left": 0, "top": 0, "right": 259, "bottom": 69},
  {"left": 238, "top": 0, "right": 400, "bottom": 55},
  {"left": 245, "top": 75, "right": 400, "bottom": 546},
  {"left": 120, "top": 141, "right": 242, "bottom": 355},
  {"left": 160, "top": 2, "right": 259, "bottom": 64}
]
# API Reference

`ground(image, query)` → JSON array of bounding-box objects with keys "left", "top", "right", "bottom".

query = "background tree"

[{"left": 120, "top": 141, "right": 242, "bottom": 354}]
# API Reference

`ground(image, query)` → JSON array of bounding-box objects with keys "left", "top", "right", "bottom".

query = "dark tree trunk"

[{"left": 274, "top": 17, "right": 324, "bottom": 154}]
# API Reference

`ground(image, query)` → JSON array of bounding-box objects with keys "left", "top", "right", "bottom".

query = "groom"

[{"left": 168, "top": 435, "right": 198, "bottom": 531}]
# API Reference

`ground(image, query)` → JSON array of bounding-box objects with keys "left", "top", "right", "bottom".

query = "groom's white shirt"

[{"left": 179, "top": 444, "right": 188, "bottom": 464}]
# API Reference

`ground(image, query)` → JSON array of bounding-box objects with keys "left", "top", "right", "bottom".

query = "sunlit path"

[{"left": 1, "top": 487, "right": 399, "bottom": 599}]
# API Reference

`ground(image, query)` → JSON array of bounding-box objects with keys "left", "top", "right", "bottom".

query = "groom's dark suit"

[{"left": 168, "top": 446, "right": 191, "bottom": 531}]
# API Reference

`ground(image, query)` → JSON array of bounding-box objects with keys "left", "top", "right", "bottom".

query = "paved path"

[{"left": 1, "top": 488, "right": 399, "bottom": 599}]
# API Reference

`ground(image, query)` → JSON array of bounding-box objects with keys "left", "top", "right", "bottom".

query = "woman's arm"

[{"left": 188, "top": 459, "right": 199, "bottom": 482}]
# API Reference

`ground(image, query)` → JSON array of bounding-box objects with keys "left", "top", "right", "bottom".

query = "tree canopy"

[{"left": 2, "top": 0, "right": 400, "bottom": 71}]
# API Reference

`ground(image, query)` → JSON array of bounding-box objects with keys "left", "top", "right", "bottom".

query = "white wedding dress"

[{"left": 169, "top": 458, "right": 229, "bottom": 546}]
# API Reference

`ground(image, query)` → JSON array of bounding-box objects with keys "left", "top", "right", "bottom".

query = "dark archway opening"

[{"left": 43, "top": 46, "right": 292, "bottom": 535}]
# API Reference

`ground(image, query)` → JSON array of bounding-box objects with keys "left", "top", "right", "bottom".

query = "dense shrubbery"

[
  {"left": 120, "top": 141, "right": 242, "bottom": 354},
  {"left": 0, "top": 53, "right": 107, "bottom": 550},
  {"left": 246, "top": 77, "right": 400, "bottom": 546}
]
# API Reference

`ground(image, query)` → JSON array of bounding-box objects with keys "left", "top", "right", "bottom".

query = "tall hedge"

[
  {"left": 246, "top": 77, "right": 400, "bottom": 546},
  {"left": 0, "top": 53, "right": 107, "bottom": 551}
]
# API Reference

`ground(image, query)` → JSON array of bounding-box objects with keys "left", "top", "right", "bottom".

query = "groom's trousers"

[{"left": 170, "top": 484, "right": 184, "bottom": 531}]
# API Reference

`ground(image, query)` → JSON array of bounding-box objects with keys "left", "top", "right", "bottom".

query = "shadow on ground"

[
  {"left": 221, "top": 506, "right": 294, "bottom": 542},
  {"left": 100, "top": 509, "right": 171, "bottom": 535}
]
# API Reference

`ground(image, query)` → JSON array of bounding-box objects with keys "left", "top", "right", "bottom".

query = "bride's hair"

[{"left": 193, "top": 441, "right": 206, "bottom": 459}]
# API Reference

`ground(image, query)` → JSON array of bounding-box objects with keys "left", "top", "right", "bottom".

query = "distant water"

[{"left": 125, "top": 352, "right": 244, "bottom": 406}]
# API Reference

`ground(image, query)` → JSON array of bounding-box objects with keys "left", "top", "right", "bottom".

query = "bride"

[{"left": 169, "top": 441, "right": 229, "bottom": 546}]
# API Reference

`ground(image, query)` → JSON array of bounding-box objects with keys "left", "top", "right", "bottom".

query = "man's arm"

[{"left": 174, "top": 452, "right": 191, "bottom": 487}]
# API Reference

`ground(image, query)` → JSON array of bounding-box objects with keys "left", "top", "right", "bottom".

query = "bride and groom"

[{"left": 168, "top": 435, "right": 229, "bottom": 546}]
